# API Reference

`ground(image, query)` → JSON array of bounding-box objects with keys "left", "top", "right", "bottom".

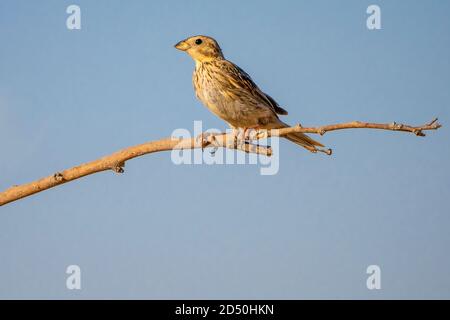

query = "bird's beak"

[{"left": 174, "top": 40, "right": 190, "bottom": 51}]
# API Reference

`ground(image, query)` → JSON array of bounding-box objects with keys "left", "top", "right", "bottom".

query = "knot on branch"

[
  {"left": 390, "top": 122, "right": 404, "bottom": 130},
  {"left": 317, "top": 127, "right": 326, "bottom": 136},
  {"left": 53, "top": 172, "right": 65, "bottom": 182},
  {"left": 112, "top": 161, "right": 125, "bottom": 174}
]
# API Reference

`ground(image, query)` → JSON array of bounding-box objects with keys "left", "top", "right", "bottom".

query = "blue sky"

[{"left": 0, "top": 0, "right": 449, "bottom": 299}]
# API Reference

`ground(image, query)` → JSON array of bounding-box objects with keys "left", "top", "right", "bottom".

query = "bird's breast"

[
  {"left": 193, "top": 66, "right": 231, "bottom": 118},
  {"left": 192, "top": 63, "right": 272, "bottom": 128}
]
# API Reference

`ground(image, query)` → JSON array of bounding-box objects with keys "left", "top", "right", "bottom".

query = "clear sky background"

[{"left": 0, "top": 0, "right": 449, "bottom": 299}]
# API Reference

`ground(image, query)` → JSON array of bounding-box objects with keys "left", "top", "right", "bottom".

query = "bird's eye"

[{"left": 195, "top": 39, "right": 203, "bottom": 45}]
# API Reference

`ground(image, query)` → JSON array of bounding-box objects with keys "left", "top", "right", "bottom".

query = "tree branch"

[{"left": 0, "top": 118, "right": 441, "bottom": 207}]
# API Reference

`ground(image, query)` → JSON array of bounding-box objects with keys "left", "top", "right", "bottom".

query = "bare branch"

[
  {"left": 0, "top": 118, "right": 441, "bottom": 207},
  {"left": 254, "top": 118, "right": 442, "bottom": 139}
]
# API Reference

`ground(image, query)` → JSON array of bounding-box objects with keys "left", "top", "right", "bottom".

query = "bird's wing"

[
  {"left": 264, "top": 93, "right": 288, "bottom": 115},
  {"left": 218, "top": 60, "right": 288, "bottom": 116}
]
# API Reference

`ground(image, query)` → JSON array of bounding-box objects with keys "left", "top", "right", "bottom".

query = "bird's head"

[{"left": 175, "top": 35, "right": 224, "bottom": 63}]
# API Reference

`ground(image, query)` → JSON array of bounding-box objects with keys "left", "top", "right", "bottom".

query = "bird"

[{"left": 174, "top": 35, "right": 324, "bottom": 153}]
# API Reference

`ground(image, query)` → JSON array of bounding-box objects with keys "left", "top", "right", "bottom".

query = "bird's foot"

[
  {"left": 239, "top": 127, "right": 259, "bottom": 141},
  {"left": 196, "top": 132, "right": 219, "bottom": 151},
  {"left": 226, "top": 129, "right": 240, "bottom": 149}
]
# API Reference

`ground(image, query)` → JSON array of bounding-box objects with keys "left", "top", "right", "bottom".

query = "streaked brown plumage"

[{"left": 175, "top": 35, "right": 324, "bottom": 152}]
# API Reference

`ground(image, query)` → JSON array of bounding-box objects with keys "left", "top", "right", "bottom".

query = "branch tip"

[
  {"left": 317, "top": 148, "right": 332, "bottom": 156},
  {"left": 428, "top": 118, "right": 439, "bottom": 126}
]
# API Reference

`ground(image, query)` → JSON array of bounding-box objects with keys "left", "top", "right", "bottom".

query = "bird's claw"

[
  {"left": 196, "top": 132, "right": 218, "bottom": 151},
  {"left": 239, "top": 127, "right": 258, "bottom": 141}
]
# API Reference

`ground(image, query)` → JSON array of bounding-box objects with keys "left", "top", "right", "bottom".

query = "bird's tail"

[{"left": 278, "top": 122, "right": 325, "bottom": 153}]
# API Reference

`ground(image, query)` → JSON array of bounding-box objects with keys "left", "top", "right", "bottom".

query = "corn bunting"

[{"left": 175, "top": 35, "right": 324, "bottom": 152}]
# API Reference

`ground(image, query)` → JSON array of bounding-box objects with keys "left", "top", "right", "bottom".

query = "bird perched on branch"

[{"left": 175, "top": 35, "right": 324, "bottom": 152}]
